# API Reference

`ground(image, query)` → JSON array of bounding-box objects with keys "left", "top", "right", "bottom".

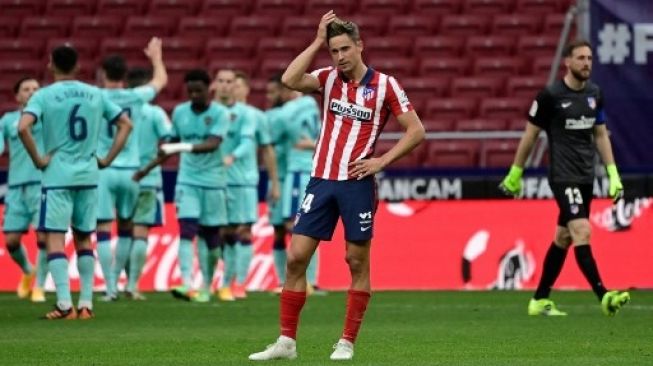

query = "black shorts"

[{"left": 550, "top": 182, "right": 593, "bottom": 226}]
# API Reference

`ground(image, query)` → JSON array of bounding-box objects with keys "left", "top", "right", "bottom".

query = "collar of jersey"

[{"left": 339, "top": 67, "right": 375, "bottom": 87}]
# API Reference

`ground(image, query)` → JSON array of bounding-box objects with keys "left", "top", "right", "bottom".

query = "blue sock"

[
  {"left": 48, "top": 253, "right": 72, "bottom": 310},
  {"left": 76, "top": 250, "right": 95, "bottom": 310},
  {"left": 96, "top": 231, "right": 115, "bottom": 295}
]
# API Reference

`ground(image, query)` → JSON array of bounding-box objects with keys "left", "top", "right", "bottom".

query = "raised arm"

[
  {"left": 144, "top": 37, "right": 168, "bottom": 93},
  {"left": 281, "top": 11, "right": 336, "bottom": 93}
]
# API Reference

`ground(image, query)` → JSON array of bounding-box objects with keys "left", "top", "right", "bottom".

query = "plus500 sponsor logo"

[{"left": 329, "top": 99, "right": 373, "bottom": 121}]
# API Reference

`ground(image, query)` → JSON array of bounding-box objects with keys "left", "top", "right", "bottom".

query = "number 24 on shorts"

[{"left": 301, "top": 194, "right": 314, "bottom": 213}]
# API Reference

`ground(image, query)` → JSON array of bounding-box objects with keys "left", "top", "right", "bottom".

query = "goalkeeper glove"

[
  {"left": 606, "top": 164, "right": 624, "bottom": 202},
  {"left": 499, "top": 165, "right": 523, "bottom": 197}
]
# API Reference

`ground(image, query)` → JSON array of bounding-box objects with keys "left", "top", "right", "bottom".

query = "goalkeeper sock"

[
  {"left": 575, "top": 244, "right": 607, "bottom": 301},
  {"left": 534, "top": 242, "right": 568, "bottom": 299}
]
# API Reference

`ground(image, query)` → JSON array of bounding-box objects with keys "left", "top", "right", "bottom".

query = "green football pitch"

[{"left": 1, "top": 291, "right": 651, "bottom": 365}]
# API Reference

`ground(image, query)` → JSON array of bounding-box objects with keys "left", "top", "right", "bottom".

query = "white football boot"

[
  {"left": 248, "top": 335, "right": 297, "bottom": 361},
  {"left": 330, "top": 339, "right": 354, "bottom": 361}
]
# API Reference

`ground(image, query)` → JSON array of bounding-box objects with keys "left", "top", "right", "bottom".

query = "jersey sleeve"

[
  {"left": 309, "top": 67, "right": 333, "bottom": 89},
  {"left": 595, "top": 89, "right": 607, "bottom": 125},
  {"left": 208, "top": 106, "right": 228, "bottom": 139},
  {"left": 255, "top": 111, "right": 272, "bottom": 146},
  {"left": 527, "top": 88, "right": 554, "bottom": 129},
  {"left": 170, "top": 107, "right": 181, "bottom": 139},
  {"left": 132, "top": 85, "right": 157, "bottom": 104},
  {"left": 232, "top": 110, "right": 257, "bottom": 159},
  {"left": 384, "top": 76, "right": 414, "bottom": 117},
  {"left": 23, "top": 90, "right": 44, "bottom": 122},
  {"left": 102, "top": 93, "right": 124, "bottom": 123}
]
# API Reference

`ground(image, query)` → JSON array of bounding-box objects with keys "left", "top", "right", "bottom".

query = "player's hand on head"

[
  {"left": 144, "top": 37, "right": 163, "bottom": 60},
  {"left": 348, "top": 158, "right": 384, "bottom": 180},
  {"left": 317, "top": 10, "right": 337, "bottom": 42}
]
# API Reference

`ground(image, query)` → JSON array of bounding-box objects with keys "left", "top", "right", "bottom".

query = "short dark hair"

[
  {"left": 51, "top": 45, "right": 78, "bottom": 74},
  {"left": 184, "top": 69, "right": 211, "bottom": 85},
  {"left": 234, "top": 70, "right": 249, "bottom": 86},
  {"left": 13, "top": 77, "right": 37, "bottom": 95},
  {"left": 102, "top": 54, "right": 128, "bottom": 81},
  {"left": 126, "top": 67, "right": 152, "bottom": 88},
  {"left": 326, "top": 20, "right": 361, "bottom": 45},
  {"left": 268, "top": 72, "right": 283, "bottom": 84},
  {"left": 563, "top": 39, "right": 592, "bottom": 57}
]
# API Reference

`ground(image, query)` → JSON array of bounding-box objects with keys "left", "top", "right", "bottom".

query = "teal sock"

[
  {"left": 222, "top": 243, "right": 237, "bottom": 286},
  {"left": 307, "top": 251, "right": 319, "bottom": 286},
  {"left": 96, "top": 232, "right": 115, "bottom": 295},
  {"left": 76, "top": 250, "right": 95, "bottom": 310},
  {"left": 273, "top": 249, "right": 287, "bottom": 285},
  {"left": 197, "top": 238, "right": 211, "bottom": 290},
  {"left": 127, "top": 238, "right": 148, "bottom": 292},
  {"left": 35, "top": 243, "right": 48, "bottom": 288},
  {"left": 112, "top": 234, "right": 132, "bottom": 291},
  {"left": 178, "top": 238, "right": 194, "bottom": 287},
  {"left": 48, "top": 254, "right": 72, "bottom": 310},
  {"left": 236, "top": 241, "right": 253, "bottom": 284},
  {"left": 9, "top": 244, "right": 32, "bottom": 274}
]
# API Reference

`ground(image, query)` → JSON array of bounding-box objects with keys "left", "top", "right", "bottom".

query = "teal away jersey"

[
  {"left": 265, "top": 106, "right": 293, "bottom": 179},
  {"left": 23, "top": 80, "right": 123, "bottom": 188},
  {"left": 138, "top": 103, "right": 171, "bottom": 188},
  {"left": 98, "top": 86, "right": 156, "bottom": 168},
  {"left": 222, "top": 102, "right": 257, "bottom": 186},
  {"left": 172, "top": 101, "right": 229, "bottom": 188},
  {"left": 285, "top": 96, "right": 320, "bottom": 173},
  {"left": 0, "top": 110, "right": 44, "bottom": 186}
]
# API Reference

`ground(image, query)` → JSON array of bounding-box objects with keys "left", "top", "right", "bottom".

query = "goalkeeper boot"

[
  {"left": 248, "top": 335, "right": 297, "bottom": 361},
  {"left": 601, "top": 290, "right": 631, "bottom": 316},
  {"left": 528, "top": 298, "right": 567, "bottom": 316}
]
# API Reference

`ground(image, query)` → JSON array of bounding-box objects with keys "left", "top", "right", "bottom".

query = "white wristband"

[{"left": 160, "top": 142, "right": 193, "bottom": 155}]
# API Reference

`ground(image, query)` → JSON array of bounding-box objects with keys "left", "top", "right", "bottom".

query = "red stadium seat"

[
  {"left": 0, "top": 61, "right": 43, "bottom": 81},
  {"left": 491, "top": 14, "right": 541, "bottom": 36},
  {"left": 281, "top": 16, "right": 320, "bottom": 41},
  {"left": 402, "top": 77, "right": 450, "bottom": 100},
  {"left": 159, "top": 77, "right": 184, "bottom": 100},
  {"left": 200, "top": 0, "right": 252, "bottom": 16},
  {"left": 163, "top": 37, "right": 205, "bottom": 59},
  {"left": 100, "top": 38, "right": 151, "bottom": 61},
  {"left": 413, "top": 36, "right": 465, "bottom": 57},
  {"left": 165, "top": 59, "right": 206, "bottom": 92},
  {"left": 205, "top": 37, "right": 256, "bottom": 60},
  {"left": 257, "top": 37, "right": 306, "bottom": 59},
  {"left": 516, "top": 35, "right": 559, "bottom": 58},
  {"left": 463, "top": 0, "right": 514, "bottom": 14},
  {"left": 208, "top": 59, "right": 257, "bottom": 77},
  {"left": 228, "top": 16, "right": 280, "bottom": 37},
  {"left": 515, "top": 0, "right": 561, "bottom": 13},
  {"left": 72, "top": 16, "right": 123, "bottom": 38},
  {"left": 387, "top": 15, "right": 435, "bottom": 37},
  {"left": 421, "top": 119, "right": 455, "bottom": 132},
  {"left": 46, "top": 38, "right": 97, "bottom": 59},
  {"left": 147, "top": 0, "right": 200, "bottom": 16},
  {"left": 20, "top": 17, "right": 70, "bottom": 37},
  {"left": 425, "top": 98, "right": 477, "bottom": 119},
  {"left": 465, "top": 35, "right": 514, "bottom": 57},
  {"left": 479, "top": 98, "right": 528, "bottom": 120},
  {"left": 473, "top": 57, "right": 523, "bottom": 78},
  {"left": 374, "top": 140, "right": 425, "bottom": 168},
  {"left": 531, "top": 57, "right": 565, "bottom": 78},
  {"left": 177, "top": 17, "right": 228, "bottom": 39},
  {"left": 254, "top": 0, "right": 304, "bottom": 15},
  {"left": 543, "top": 14, "right": 568, "bottom": 34},
  {"left": 450, "top": 77, "right": 504, "bottom": 98},
  {"left": 359, "top": 0, "right": 407, "bottom": 15},
  {"left": 46, "top": 0, "right": 94, "bottom": 16},
  {"left": 364, "top": 36, "right": 412, "bottom": 58},
  {"left": 0, "top": 38, "right": 45, "bottom": 59},
  {"left": 439, "top": 15, "right": 489, "bottom": 36},
  {"left": 455, "top": 118, "right": 507, "bottom": 132},
  {"left": 481, "top": 139, "right": 520, "bottom": 167},
  {"left": 0, "top": 0, "right": 43, "bottom": 16},
  {"left": 411, "top": 0, "right": 461, "bottom": 15},
  {"left": 426, "top": 140, "right": 480, "bottom": 167},
  {"left": 257, "top": 58, "right": 292, "bottom": 78},
  {"left": 0, "top": 101, "right": 16, "bottom": 115},
  {"left": 505, "top": 76, "right": 547, "bottom": 98},
  {"left": 123, "top": 17, "right": 176, "bottom": 38},
  {"left": 508, "top": 118, "right": 526, "bottom": 130},
  {"left": 348, "top": 15, "right": 387, "bottom": 37},
  {"left": 419, "top": 58, "right": 470, "bottom": 77},
  {"left": 0, "top": 17, "right": 20, "bottom": 37},
  {"left": 369, "top": 58, "right": 415, "bottom": 78},
  {"left": 304, "top": 0, "right": 356, "bottom": 15},
  {"left": 0, "top": 77, "right": 18, "bottom": 101},
  {"left": 97, "top": 0, "right": 148, "bottom": 16}
]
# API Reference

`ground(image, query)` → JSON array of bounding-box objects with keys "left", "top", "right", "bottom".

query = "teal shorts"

[
  {"left": 268, "top": 178, "right": 285, "bottom": 226},
  {"left": 97, "top": 168, "right": 140, "bottom": 222},
  {"left": 133, "top": 187, "right": 165, "bottom": 227},
  {"left": 282, "top": 172, "right": 311, "bottom": 220},
  {"left": 226, "top": 185, "right": 258, "bottom": 225},
  {"left": 175, "top": 183, "right": 227, "bottom": 226},
  {"left": 3, "top": 183, "right": 41, "bottom": 232},
  {"left": 38, "top": 186, "right": 97, "bottom": 233}
]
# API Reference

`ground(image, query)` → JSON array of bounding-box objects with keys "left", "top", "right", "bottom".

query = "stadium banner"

[
  {"left": 591, "top": 0, "right": 653, "bottom": 169},
  {"left": 0, "top": 199, "right": 651, "bottom": 292}
]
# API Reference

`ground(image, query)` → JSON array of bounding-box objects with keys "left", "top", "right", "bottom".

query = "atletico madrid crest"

[{"left": 587, "top": 97, "right": 596, "bottom": 109}]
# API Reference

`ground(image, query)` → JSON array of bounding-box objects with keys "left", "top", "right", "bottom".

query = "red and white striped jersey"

[{"left": 309, "top": 66, "right": 413, "bottom": 180}]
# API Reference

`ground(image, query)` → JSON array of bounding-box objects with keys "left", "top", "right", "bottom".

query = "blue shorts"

[
  {"left": 292, "top": 177, "right": 377, "bottom": 242},
  {"left": 39, "top": 186, "right": 97, "bottom": 233},
  {"left": 3, "top": 183, "right": 41, "bottom": 232}
]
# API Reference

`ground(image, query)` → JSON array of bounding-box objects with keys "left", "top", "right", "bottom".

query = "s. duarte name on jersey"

[
  {"left": 522, "top": 176, "right": 611, "bottom": 198},
  {"left": 378, "top": 177, "right": 462, "bottom": 200},
  {"left": 329, "top": 99, "right": 373, "bottom": 121},
  {"left": 565, "top": 115, "right": 596, "bottom": 130}
]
